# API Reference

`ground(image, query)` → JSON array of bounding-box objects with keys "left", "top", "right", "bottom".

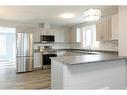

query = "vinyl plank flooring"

[{"left": 0, "top": 65, "right": 51, "bottom": 89}]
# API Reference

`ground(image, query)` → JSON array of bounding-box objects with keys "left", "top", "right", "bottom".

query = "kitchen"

[{"left": 0, "top": 6, "right": 127, "bottom": 89}]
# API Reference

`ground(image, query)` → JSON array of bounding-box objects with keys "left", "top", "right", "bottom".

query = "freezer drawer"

[{"left": 16, "top": 57, "right": 33, "bottom": 73}]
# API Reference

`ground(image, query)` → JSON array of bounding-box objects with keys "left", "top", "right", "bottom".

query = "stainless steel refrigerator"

[{"left": 16, "top": 32, "right": 33, "bottom": 73}]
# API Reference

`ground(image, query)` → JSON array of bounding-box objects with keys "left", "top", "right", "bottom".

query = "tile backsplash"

[
  {"left": 52, "top": 43, "right": 72, "bottom": 49},
  {"left": 70, "top": 40, "right": 118, "bottom": 51},
  {"left": 99, "top": 40, "right": 118, "bottom": 51},
  {"left": 34, "top": 40, "right": 118, "bottom": 51}
]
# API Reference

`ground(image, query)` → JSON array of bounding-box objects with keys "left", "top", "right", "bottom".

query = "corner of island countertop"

[{"left": 50, "top": 52, "right": 127, "bottom": 65}]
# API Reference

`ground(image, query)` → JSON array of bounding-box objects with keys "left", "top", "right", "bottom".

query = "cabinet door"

[
  {"left": 111, "top": 14, "right": 118, "bottom": 40},
  {"left": 101, "top": 18, "right": 109, "bottom": 40},
  {"left": 96, "top": 17, "right": 111, "bottom": 41},
  {"left": 33, "top": 28, "right": 42, "bottom": 42},
  {"left": 69, "top": 28, "right": 76, "bottom": 42},
  {"left": 41, "top": 28, "right": 48, "bottom": 35},
  {"left": 59, "top": 30, "right": 64, "bottom": 42},
  {"left": 33, "top": 31, "right": 39, "bottom": 42},
  {"left": 49, "top": 29, "right": 55, "bottom": 35},
  {"left": 54, "top": 29, "right": 64, "bottom": 42},
  {"left": 54, "top": 29, "right": 59, "bottom": 42},
  {"left": 108, "top": 17, "right": 112, "bottom": 40},
  {"left": 63, "top": 31, "right": 68, "bottom": 42},
  {"left": 34, "top": 52, "right": 42, "bottom": 68},
  {"left": 96, "top": 21, "right": 102, "bottom": 41}
]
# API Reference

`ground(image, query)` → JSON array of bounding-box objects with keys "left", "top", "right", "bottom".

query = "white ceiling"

[{"left": 0, "top": 6, "right": 118, "bottom": 26}]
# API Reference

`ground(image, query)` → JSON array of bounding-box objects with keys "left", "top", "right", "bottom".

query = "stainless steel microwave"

[{"left": 40, "top": 35, "right": 55, "bottom": 42}]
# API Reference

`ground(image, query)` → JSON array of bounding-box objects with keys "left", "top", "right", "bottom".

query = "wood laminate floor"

[{"left": 0, "top": 63, "right": 51, "bottom": 89}]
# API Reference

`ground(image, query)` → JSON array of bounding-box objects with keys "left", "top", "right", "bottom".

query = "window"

[
  {"left": 0, "top": 27, "right": 16, "bottom": 59},
  {"left": 85, "top": 29, "right": 92, "bottom": 47},
  {"left": 0, "top": 35, "right": 6, "bottom": 55},
  {"left": 82, "top": 24, "right": 100, "bottom": 49},
  {"left": 76, "top": 28, "right": 81, "bottom": 42}
]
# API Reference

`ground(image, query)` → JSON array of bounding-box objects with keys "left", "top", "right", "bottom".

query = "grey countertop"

[
  {"left": 34, "top": 48, "right": 127, "bottom": 64},
  {"left": 54, "top": 48, "right": 118, "bottom": 53},
  {"left": 50, "top": 52, "right": 127, "bottom": 65}
]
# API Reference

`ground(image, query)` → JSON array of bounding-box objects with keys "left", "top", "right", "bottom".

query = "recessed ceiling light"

[{"left": 60, "top": 13, "right": 75, "bottom": 19}]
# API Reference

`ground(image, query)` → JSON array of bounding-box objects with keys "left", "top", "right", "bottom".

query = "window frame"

[
  {"left": 76, "top": 24, "right": 100, "bottom": 49},
  {"left": 0, "top": 34, "right": 6, "bottom": 56}
]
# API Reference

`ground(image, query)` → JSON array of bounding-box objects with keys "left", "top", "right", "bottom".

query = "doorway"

[{"left": 0, "top": 27, "right": 16, "bottom": 69}]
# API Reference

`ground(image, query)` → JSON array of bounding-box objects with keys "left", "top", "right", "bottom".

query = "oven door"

[{"left": 43, "top": 54, "right": 57, "bottom": 65}]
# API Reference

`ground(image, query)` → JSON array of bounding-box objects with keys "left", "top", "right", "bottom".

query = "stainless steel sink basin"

[
  {"left": 86, "top": 52, "right": 99, "bottom": 54},
  {"left": 70, "top": 51, "right": 99, "bottom": 55}
]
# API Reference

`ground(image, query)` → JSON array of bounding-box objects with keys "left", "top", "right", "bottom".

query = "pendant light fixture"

[{"left": 83, "top": 8, "right": 101, "bottom": 22}]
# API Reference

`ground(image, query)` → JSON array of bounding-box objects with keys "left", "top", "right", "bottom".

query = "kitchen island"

[{"left": 51, "top": 52, "right": 127, "bottom": 89}]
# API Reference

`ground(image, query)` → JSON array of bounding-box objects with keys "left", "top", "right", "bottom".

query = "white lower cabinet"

[
  {"left": 51, "top": 59, "right": 126, "bottom": 89},
  {"left": 34, "top": 52, "right": 42, "bottom": 68}
]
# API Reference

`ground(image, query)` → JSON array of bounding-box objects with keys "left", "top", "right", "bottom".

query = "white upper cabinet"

[
  {"left": 54, "top": 29, "right": 62, "bottom": 42},
  {"left": 42, "top": 28, "right": 54, "bottom": 35},
  {"left": 33, "top": 28, "right": 43, "bottom": 42},
  {"left": 69, "top": 28, "right": 82, "bottom": 43},
  {"left": 41, "top": 28, "right": 48, "bottom": 35},
  {"left": 96, "top": 16, "right": 111, "bottom": 41},
  {"left": 111, "top": 14, "right": 118, "bottom": 40},
  {"left": 33, "top": 28, "right": 55, "bottom": 42},
  {"left": 33, "top": 30, "right": 40, "bottom": 42},
  {"left": 69, "top": 28, "right": 77, "bottom": 42},
  {"left": 32, "top": 24, "right": 71, "bottom": 43},
  {"left": 54, "top": 29, "right": 69, "bottom": 42},
  {"left": 63, "top": 30, "right": 69, "bottom": 42},
  {"left": 96, "top": 14, "right": 118, "bottom": 41}
]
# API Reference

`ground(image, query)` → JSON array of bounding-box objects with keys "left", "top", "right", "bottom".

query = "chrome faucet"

[{"left": 88, "top": 45, "right": 92, "bottom": 52}]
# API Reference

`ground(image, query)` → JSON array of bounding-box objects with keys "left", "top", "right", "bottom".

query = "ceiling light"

[
  {"left": 60, "top": 13, "right": 75, "bottom": 19},
  {"left": 83, "top": 8, "right": 101, "bottom": 22}
]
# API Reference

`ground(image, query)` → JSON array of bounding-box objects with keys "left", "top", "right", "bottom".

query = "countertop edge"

[
  {"left": 64, "top": 57, "right": 127, "bottom": 65},
  {"left": 50, "top": 56, "right": 127, "bottom": 65}
]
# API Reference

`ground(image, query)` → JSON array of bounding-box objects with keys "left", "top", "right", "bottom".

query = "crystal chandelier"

[{"left": 83, "top": 8, "right": 101, "bottom": 22}]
